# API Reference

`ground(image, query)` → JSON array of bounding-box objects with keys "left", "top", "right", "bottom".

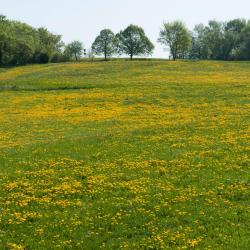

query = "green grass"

[{"left": 0, "top": 60, "right": 249, "bottom": 249}]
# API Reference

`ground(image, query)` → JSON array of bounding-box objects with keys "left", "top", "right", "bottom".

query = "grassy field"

[{"left": 0, "top": 60, "right": 249, "bottom": 249}]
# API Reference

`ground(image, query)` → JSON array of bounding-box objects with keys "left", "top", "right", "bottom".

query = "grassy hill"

[{"left": 0, "top": 60, "right": 249, "bottom": 249}]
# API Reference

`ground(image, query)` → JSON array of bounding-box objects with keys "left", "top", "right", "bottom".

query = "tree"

[
  {"left": 65, "top": 41, "right": 84, "bottom": 61},
  {"left": 11, "top": 40, "right": 34, "bottom": 65},
  {"left": 189, "top": 19, "right": 247, "bottom": 60},
  {"left": 0, "top": 15, "right": 65, "bottom": 66},
  {"left": 92, "top": 29, "right": 116, "bottom": 61},
  {"left": 0, "top": 15, "right": 11, "bottom": 65},
  {"left": 224, "top": 19, "right": 246, "bottom": 60},
  {"left": 189, "top": 24, "right": 210, "bottom": 59},
  {"left": 238, "top": 21, "right": 250, "bottom": 60},
  {"left": 36, "top": 27, "right": 63, "bottom": 62},
  {"left": 203, "top": 21, "right": 226, "bottom": 60},
  {"left": 158, "top": 21, "right": 191, "bottom": 60},
  {"left": 116, "top": 25, "right": 154, "bottom": 60}
]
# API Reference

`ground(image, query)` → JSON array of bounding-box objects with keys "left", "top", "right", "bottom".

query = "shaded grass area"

[
  {"left": 0, "top": 85, "right": 96, "bottom": 91},
  {"left": 0, "top": 60, "right": 249, "bottom": 249}
]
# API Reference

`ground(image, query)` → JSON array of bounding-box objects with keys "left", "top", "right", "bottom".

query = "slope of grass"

[{"left": 0, "top": 60, "right": 249, "bottom": 249}]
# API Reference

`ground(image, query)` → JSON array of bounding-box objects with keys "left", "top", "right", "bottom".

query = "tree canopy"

[
  {"left": 0, "top": 15, "right": 64, "bottom": 66},
  {"left": 116, "top": 25, "right": 154, "bottom": 60},
  {"left": 158, "top": 21, "right": 191, "bottom": 60},
  {"left": 189, "top": 19, "right": 250, "bottom": 60},
  {"left": 65, "top": 41, "right": 84, "bottom": 61},
  {"left": 92, "top": 29, "right": 117, "bottom": 61}
]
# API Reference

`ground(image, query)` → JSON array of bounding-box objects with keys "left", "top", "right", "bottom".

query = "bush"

[
  {"left": 38, "top": 53, "right": 50, "bottom": 64},
  {"left": 51, "top": 53, "right": 68, "bottom": 63},
  {"left": 11, "top": 41, "right": 34, "bottom": 65}
]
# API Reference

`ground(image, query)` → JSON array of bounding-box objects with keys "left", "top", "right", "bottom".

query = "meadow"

[{"left": 0, "top": 60, "right": 249, "bottom": 249}]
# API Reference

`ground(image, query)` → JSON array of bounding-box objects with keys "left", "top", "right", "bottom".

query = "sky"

[{"left": 1, "top": 0, "right": 250, "bottom": 58}]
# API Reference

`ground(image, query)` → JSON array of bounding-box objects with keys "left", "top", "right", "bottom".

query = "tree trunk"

[
  {"left": 104, "top": 51, "right": 107, "bottom": 61},
  {"left": 129, "top": 35, "right": 133, "bottom": 60},
  {"left": 74, "top": 53, "right": 78, "bottom": 61}
]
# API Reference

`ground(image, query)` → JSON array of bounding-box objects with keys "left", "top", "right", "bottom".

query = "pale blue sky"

[{"left": 1, "top": 0, "right": 249, "bottom": 58}]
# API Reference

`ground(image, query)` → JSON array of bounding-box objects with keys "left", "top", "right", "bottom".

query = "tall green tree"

[
  {"left": 11, "top": 40, "right": 34, "bottom": 65},
  {"left": 92, "top": 29, "right": 116, "bottom": 61},
  {"left": 35, "top": 27, "right": 63, "bottom": 63},
  {"left": 189, "top": 24, "right": 210, "bottom": 59},
  {"left": 189, "top": 19, "right": 247, "bottom": 60},
  {"left": 158, "top": 21, "right": 191, "bottom": 60},
  {"left": 11, "top": 21, "right": 38, "bottom": 64},
  {"left": 190, "top": 19, "right": 247, "bottom": 60},
  {"left": 0, "top": 15, "right": 12, "bottom": 65},
  {"left": 203, "top": 21, "right": 225, "bottom": 60},
  {"left": 0, "top": 15, "right": 64, "bottom": 66},
  {"left": 116, "top": 25, "right": 154, "bottom": 60},
  {"left": 238, "top": 21, "right": 250, "bottom": 60},
  {"left": 222, "top": 19, "right": 246, "bottom": 60},
  {"left": 65, "top": 41, "right": 84, "bottom": 61}
]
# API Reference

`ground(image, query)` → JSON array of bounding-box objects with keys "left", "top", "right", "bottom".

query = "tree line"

[{"left": 0, "top": 14, "right": 250, "bottom": 66}]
